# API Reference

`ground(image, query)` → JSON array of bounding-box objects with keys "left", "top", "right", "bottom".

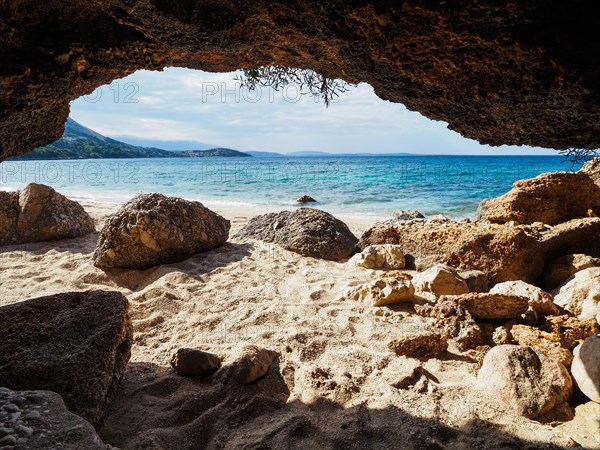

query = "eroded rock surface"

[
  {"left": 489, "top": 280, "right": 559, "bottom": 317},
  {"left": 2, "top": 2, "right": 600, "bottom": 161},
  {"left": 542, "top": 253, "right": 600, "bottom": 291},
  {"left": 0, "top": 387, "right": 110, "bottom": 449},
  {"left": 477, "top": 345, "right": 572, "bottom": 418},
  {"left": 0, "top": 291, "right": 132, "bottom": 424},
  {"left": 446, "top": 293, "right": 529, "bottom": 320},
  {"left": 349, "top": 244, "right": 405, "bottom": 270},
  {"left": 235, "top": 208, "right": 357, "bottom": 261},
  {"left": 0, "top": 184, "right": 94, "bottom": 246},
  {"left": 551, "top": 267, "right": 600, "bottom": 319},
  {"left": 93, "top": 193, "right": 230, "bottom": 270},
  {"left": 411, "top": 264, "right": 469, "bottom": 300},
  {"left": 571, "top": 335, "right": 600, "bottom": 403},
  {"left": 344, "top": 275, "right": 414, "bottom": 307},
  {"left": 359, "top": 217, "right": 600, "bottom": 284}
]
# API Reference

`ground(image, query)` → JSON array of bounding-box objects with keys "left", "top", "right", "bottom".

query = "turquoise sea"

[{"left": 0, "top": 155, "right": 579, "bottom": 221}]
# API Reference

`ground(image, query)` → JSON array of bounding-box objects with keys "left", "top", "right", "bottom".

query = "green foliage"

[{"left": 235, "top": 66, "right": 352, "bottom": 107}]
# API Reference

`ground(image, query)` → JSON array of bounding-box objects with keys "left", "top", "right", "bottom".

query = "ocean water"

[{"left": 0, "top": 155, "right": 578, "bottom": 221}]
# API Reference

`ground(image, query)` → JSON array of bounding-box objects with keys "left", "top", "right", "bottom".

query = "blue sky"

[{"left": 70, "top": 67, "right": 556, "bottom": 155}]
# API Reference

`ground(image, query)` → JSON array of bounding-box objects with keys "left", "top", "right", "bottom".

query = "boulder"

[
  {"left": 571, "top": 335, "right": 600, "bottom": 403},
  {"left": 296, "top": 195, "right": 317, "bottom": 203},
  {"left": 0, "top": 184, "right": 95, "bottom": 246},
  {"left": 392, "top": 210, "right": 425, "bottom": 221},
  {"left": 476, "top": 345, "right": 572, "bottom": 418},
  {"left": 344, "top": 275, "right": 414, "bottom": 307},
  {"left": 234, "top": 208, "right": 357, "bottom": 261},
  {"left": 348, "top": 244, "right": 405, "bottom": 270},
  {"left": 542, "top": 253, "right": 600, "bottom": 290},
  {"left": 411, "top": 264, "right": 469, "bottom": 300},
  {"left": 479, "top": 172, "right": 600, "bottom": 225},
  {"left": 490, "top": 280, "right": 559, "bottom": 316},
  {"left": 414, "top": 299, "right": 482, "bottom": 351},
  {"left": 359, "top": 217, "right": 600, "bottom": 284},
  {"left": 551, "top": 267, "right": 600, "bottom": 319},
  {"left": 170, "top": 348, "right": 221, "bottom": 377},
  {"left": 445, "top": 293, "right": 529, "bottom": 320},
  {"left": 539, "top": 315, "right": 599, "bottom": 350},
  {"left": 0, "top": 291, "right": 132, "bottom": 424},
  {"left": 0, "top": 387, "right": 109, "bottom": 449},
  {"left": 93, "top": 193, "right": 230, "bottom": 270},
  {"left": 459, "top": 270, "right": 489, "bottom": 293},
  {"left": 0, "top": 190, "right": 19, "bottom": 245},
  {"left": 388, "top": 332, "right": 448, "bottom": 360},
  {"left": 509, "top": 324, "right": 574, "bottom": 367},
  {"left": 581, "top": 157, "right": 600, "bottom": 187}
]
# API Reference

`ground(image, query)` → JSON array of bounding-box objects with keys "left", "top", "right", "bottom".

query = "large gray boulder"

[
  {"left": 0, "top": 387, "right": 110, "bottom": 449},
  {"left": 0, "top": 183, "right": 95, "bottom": 246},
  {"left": 93, "top": 193, "right": 230, "bottom": 270},
  {"left": 234, "top": 208, "right": 357, "bottom": 260},
  {"left": 0, "top": 291, "right": 132, "bottom": 424}
]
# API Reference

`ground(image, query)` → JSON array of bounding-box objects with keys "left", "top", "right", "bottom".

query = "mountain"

[
  {"left": 109, "top": 136, "right": 216, "bottom": 151},
  {"left": 11, "top": 119, "right": 252, "bottom": 160},
  {"left": 176, "top": 148, "right": 251, "bottom": 158}
]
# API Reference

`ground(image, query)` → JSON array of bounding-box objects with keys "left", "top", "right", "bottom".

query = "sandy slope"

[{"left": 0, "top": 202, "right": 597, "bottom": 449}]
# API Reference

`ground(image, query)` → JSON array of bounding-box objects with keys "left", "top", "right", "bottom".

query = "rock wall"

[{"left": 1, "top": 0, "right": 599, "bottom": 160}]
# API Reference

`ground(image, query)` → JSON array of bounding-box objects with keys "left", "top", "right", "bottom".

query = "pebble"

[
  {"left": 0, "top": 428, "right": 12, "bottom": 437},
  {"left": 16, "top": 425, "right": 33, "bottom": 437},
  {"left": 23, "top": 411, "right": 40, "bottom": 420},
  {"left": 1, "top": 406, "right": 18, "bottom": 414}
]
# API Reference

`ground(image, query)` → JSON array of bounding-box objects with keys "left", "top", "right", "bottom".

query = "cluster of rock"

[
  {"left": 0, "top": 183, "right": 95, "bottom": 246},
  {"left": 346, "top": 162, "right": 600, "bottom": 418}
]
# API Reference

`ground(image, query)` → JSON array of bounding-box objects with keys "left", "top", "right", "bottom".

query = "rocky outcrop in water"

[
  {"left": 0, "top": 184, "right": 95, "bottom": 246},
  {"left": 0, "top": 291, "right": 132, "bottom": 424},
  {"left": 1, "top": 2, "right": 600, "bottom": 161},
  {"left": 235, "top": 208, "right": 357, "bottom": 261},
  {"left": 93, "top": 193, "right": 230, "bottom": 270}
]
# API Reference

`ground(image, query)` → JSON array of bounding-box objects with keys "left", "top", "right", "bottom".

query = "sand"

[{"left": 0, "top": 201, "right": 597, "bottom": 449}]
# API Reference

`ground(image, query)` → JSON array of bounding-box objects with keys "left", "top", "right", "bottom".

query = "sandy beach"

[{"left": 1, "top": 199, "right": 596, "bottom": 449}]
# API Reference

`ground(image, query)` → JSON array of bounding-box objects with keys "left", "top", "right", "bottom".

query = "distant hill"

[
  {"left": 109, "top": 136, "right": 216, "bottom": 151},
  {"left": 11, "top": 119, "right": 252, "bottom": 160},
  {"left": 246, "top": 151, "right": 286, "bottom": 158},
  {"left": 175, "top": 148, "right": 251, "bottom": 158}
]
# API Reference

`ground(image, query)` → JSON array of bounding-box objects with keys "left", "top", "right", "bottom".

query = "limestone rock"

[
  {"left": 571, "top": 335, "right": 600, "bottom": 403},
  {"left": 0, "top": 184, "right": 94, "bottom": 246},
  {"left": 392, "top": 210, "right": 425, "bottom": 221},
  {"left": 349, "top": 244, "right": 405, "bottom": 270},
  {"left": 581, "top": 157, "right": 600, "bottom": 187},
  {"left": 509, "top": 324, "right": 574, "bottom": 367},
  {"left": 542, "top": 254, "right": 600, "bottom": 290},
  {"left": 412, "top": 264, "right": 469, "bottom": 300},
  {"left": 477, "top": 345, "right": 572, "bottom": 418},
  {"left": 490, "top": 280, "right": 559, "bottom": 316},
  {"left": 551, "top": 267, "right": 600, "bottom": 319},
  {"left": 539, "top": 315, "right": 599, "bottom": 351},
  {"left": 0, "top": 387, "right": 109, "bottom": 449},
  {"left": 459, "top": 270, "right": 489, "bottom": 293},
  {"left": 296, "top": 195, "right": 316, "bottom": 203},
  {"left": 0, "top": 291, "right": 132, "bottom": 424},
  {"left": 234, "top": 208, "right": 357, "bottom": 261},
  {"left": 444, "top": 293, "right": 529, "bottom": 320},
  {"left": 414, "top": 299, "right": 482, "bottom": 351},
  {"left": 359, "top": 217, "right": 600, "bottom": 284},
  {"left": 93, "top": 193, "right": 230, "bottom": 270},
  {"left": 559, "top": 401, "right": 600, "bottom": 450},
  {"left": 170, "top": 348, "right": 221, "bottom": 377},
  {"left": 388, "top": 332, "right": 448, "bottom": 360},
  {"left": 479, "top": 172, "right": 600, "bottom": 225},
  {"left": 224, "top": 346, "right": 281, "bottom": 385},
  {"left": 344, "top": 275, "right": 414, "bottom": 307},
  {"left": 0, "top": 191, "right": 19, "bottom": 246}
]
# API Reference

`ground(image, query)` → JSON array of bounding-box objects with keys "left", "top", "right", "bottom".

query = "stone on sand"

[
  {"left": 349, "top": 244, "right": 405, "bottom": 270},
  {"left": 170, "top": 348, "right": 221, "bottom": 377}
]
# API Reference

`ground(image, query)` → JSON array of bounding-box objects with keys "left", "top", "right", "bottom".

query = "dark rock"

[
  {"left": 234, "top": 208, "right": 357, "bottom": 260},
  {"left": 542, "top": 253, "right": 600, "bottom": 291},
  {"left": 359, "top": 217, "right": 600, "bottom": 284},
  {"left": 218, "top": 346, "right": 281, "bottom": 385},
  {"left": 0, "top": 291, "right": 132, "bottom": 424},
  {"left": 479, "top": 172, "right": 600, "bottom": 225},
  {"left": 93, "top": 193, "right": 230, "bottom": 270},
  {"left": 0, "top": 184, "right": 95, "bottom": 246},
  {"left": 388, "top": 332, "right": 448, "bottom": 360},
  {"left": 296, "top": 195, "right": 316, "bottom": 203},
  {"left": 459, "top": 270, "right": 489, "bottom": 293},
  {"left": 170, "top": 348, "right": 221, "bottom": 377},
  {"left": 0, "top": 387, "right": 109, "bottom": 449},
  {"left": 392, "top": 210, "right": 425, "bottom": 221}
]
